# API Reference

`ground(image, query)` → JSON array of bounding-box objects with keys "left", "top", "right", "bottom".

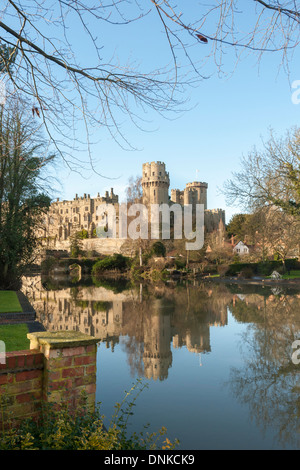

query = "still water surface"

[{"left": 23, "top": 276, "right": 300, "bottom": 450}]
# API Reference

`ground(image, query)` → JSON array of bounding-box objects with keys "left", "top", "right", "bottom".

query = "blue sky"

[{"left": 50, "top": 5, "right": 300, "bottom": 224}]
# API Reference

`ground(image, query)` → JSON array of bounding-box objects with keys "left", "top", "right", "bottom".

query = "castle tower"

[
  {"left": 142, "top": 161, "right": 170, "bottom": 205},
  {"left": 185, "top": 182, "right": 208, "bottom": 210}
]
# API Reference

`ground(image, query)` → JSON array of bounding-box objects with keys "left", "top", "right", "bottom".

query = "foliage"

[
  {"left": 76, "top": 229, "right": 89, "bottom": 240},
  {"left": 41, "top": 257, "right": 57, "bottom": 275},
  {"left": 174, "top": 258, "right": 186, "bottom": 270},
  {"left": 0, "top": 42, "right": 17, "bottom": 74},
  {"left": 0, "top": 381, "right": 179, "bottom": 450},
  {"left": 0, "top": 97, "right": 53, "bottom": 289},
  {"left": 225, "top": 259, "right": 300, "bottom": 277},
  {"left": 151, "top": 241, "right": 166, "bottom": 258},
  {"left": 91, "top": 276, "right": 132, "bottom": 293},
  {"left": 69, "top": 232, "right": 84, "bottom": 258},
  {"left": 226, "top": 213, "right": 250, "bottom": 239},
  {"left": 92, "top": 254, "right": 130, "bottom": 276}
]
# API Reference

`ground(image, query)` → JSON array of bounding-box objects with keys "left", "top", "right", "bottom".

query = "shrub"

[
  {"left": 92, "top": 254, "right": 130, "bottom": 275},
  {"left": 238, "top": 267, "right": 255, "bottom": 279},
  {"left": 0, "top": 382, "right": 179, "bottom": 450},
  {"left": 151, "top": 241, "right": 166, "bottom": 258},
  {"left": 41, "top": 257, "right": 57, "bottom": 275},
  {"left": 174, "top": 258, "right": 186, "bottom": 270},
  {"left": 76, "top": 229, "right": 89, "bottom": 240}
]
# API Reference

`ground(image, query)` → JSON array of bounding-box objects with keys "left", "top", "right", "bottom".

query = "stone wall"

[
  {"left": 46, "top": 237, "right": 130, "bottom": 256},
  {"left": 0, "top": 331, "right": 99, "bottom": 429}
]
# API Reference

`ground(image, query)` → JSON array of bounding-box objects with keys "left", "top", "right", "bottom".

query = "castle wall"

[{"left": 40, "top": 190, "right": 118, "bottom": 242}]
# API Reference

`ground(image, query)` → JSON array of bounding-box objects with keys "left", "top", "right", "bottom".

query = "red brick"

[
  {"left": 86, "top": 365, "right": 96, "bottom": 374},
  {"left": 62, "top": 367, "right": 84, "bottom": 378},
  {"left": 85, "top": 384, "right": 96, "bottom": 394},
  {"left": 25, "top": 354, "right": 35, "bottom": 367},
  {"left": 16, "top": 355, "right": 25, "bottom": 368},
  {"left": 49, "top": 357, "right": 73, "bottom": 368},
  {"left": 7, "top": 356, "right": 16, "bottom": 369},
  {"left": 0, "top": 375, "right": 8, "bottom": 385},
  {"left": 16, "top": 369, "right": 41, "bottom": 382},
  {"left": 74, "top": 355, "right": 95, "bottom": 366},
  {"left": 48, "top": 379, "right": 73, "bottom": 391},
  {"left": 16, "top": 392, "right": 32, "bottom": 404},
  {"left": 34, "top": 353, "right": 43, "bottom": 366},
  {"left": 48, "top": 370, "right": 61, "bottom": 381}
]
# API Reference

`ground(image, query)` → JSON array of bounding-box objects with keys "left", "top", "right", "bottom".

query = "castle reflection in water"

[
  {"left": 22, "top": 276, "right": 232, "bottom": 381},
  {"left": 22, "top": 276, "right": 300, "bottom": 382}
]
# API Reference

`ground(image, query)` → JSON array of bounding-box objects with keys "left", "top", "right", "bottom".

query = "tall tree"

[
  {"left": 125, "top": 175, "right": 143, "bottom": 204},
  {"left": 223, "top": 127, "right": 300, "bottom": 217},
  {"left": 0, "top": 97, "right": 53, "bottom": 289}
]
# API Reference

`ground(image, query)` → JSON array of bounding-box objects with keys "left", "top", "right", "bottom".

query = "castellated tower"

[
  {"left": 171, "top": 181, "right": 208, "bottom": 210},
  {"left": 185, "top": 181, "right": 208, "bottom": 210},
  {"left": 142, "top": 161, "right": 170, "bottom": 205}
]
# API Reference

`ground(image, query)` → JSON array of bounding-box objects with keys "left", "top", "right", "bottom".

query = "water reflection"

[
  {"left": 22, "top": 276, "right": 230, "bottom": 380},
  {"left": 22, "top": 275, "right": 300, "bottom": 448}
]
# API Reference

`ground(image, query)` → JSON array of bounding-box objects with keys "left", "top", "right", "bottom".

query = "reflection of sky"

[
  {"left": 23, "top": 275, "right": 300, "bottom": 449},
  {"left": 96, "top": 310, "right": 298, "bottom": 450}
]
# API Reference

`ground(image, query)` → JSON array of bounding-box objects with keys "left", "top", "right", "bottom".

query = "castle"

[
  {"left": 40, "top": 161, "right": 225, "bottom": 246},
  {"left": 141, "top": 161, "right": 225, "bottom": 232}
]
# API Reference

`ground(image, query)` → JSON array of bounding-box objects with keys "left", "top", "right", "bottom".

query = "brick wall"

[
  {"left": 0, "top": 350, "right": 44, "bottom": 428},
  {"left": 0, "top": 331, "right": 98, "bottom": 430}
]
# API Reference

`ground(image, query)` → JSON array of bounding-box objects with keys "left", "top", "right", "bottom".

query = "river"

[{"left": 22, "top": 275, "right": 300, "bottom": 450}]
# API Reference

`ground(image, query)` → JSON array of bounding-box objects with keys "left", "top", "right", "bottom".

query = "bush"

[
  {"left": 174, "top": 258, "right": 186, "bottom": 270},
  {"left": 238, "top": 267, "right": 255, "bottom": 279},
  {"left": 151, "top": 241, "right": 166, "bottom": 258},
  {"left": 92, "top": 254, "right": 130, "bottom": 275},
  {"left": 0, "top": 381, "right": 179, "bottom": 450},
  {"left": 41, "top": 257, "right": 57, "bottom": 274},
  {"left": 76, "top": 229, "right": 89, "bottom": 240}
]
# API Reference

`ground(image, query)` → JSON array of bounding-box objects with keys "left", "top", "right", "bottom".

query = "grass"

[
  {"left": 0, "top": 323, "right": 30, "bottom": 351},
  {"left": 282, "top": 270, "right": 300, "bottom": 279},
  {"left": 0, "top": 291, "right": 22, "bottom": 313}
]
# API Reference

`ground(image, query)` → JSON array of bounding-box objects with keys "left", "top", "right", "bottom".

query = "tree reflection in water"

[
  {"left": 228, "top": 291, "right": 300, "bottom": 449},
  {"left": 22, "top": 275, "right": 300, "bottom": 448}
]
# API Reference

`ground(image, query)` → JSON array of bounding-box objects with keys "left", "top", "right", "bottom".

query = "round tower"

[
  {"left": 142, "top": 161, "right": 170, "bottom": 205},
  {"left": 185, "top": 181, "right": 208, "bottom": 210}
]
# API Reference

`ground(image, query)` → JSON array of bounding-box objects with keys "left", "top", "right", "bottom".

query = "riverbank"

[{"left": 200, "top": 275, "right": 300, "bottom": 289}]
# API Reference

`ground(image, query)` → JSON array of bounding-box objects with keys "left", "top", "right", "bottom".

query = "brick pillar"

[{"left": 27, "top": 331, "right": 99, "bottom": 412}]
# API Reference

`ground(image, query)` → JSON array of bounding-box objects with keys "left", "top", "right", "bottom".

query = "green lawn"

[
  {"left": 282, "top": 270, "right": 300, "bottom": 279},
  {"left": 0, "top": 323, "right": 30, "bottom": 351},
  {"left": 0, "top": 291, "right": 22, "bottom": 313}
]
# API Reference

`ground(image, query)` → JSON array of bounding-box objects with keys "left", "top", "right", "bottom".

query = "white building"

[{"left": 233, "top": 241, "right": 250, "bottom": 256}]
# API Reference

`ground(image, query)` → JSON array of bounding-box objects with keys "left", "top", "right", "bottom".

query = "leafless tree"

[
  {"left": 125, "top": 175, "right": 143, "bottom": 203},
  {"left": 1, "top": 1, "right": 300, "bottom": 173},
  {"left": 223, "top": 127, "right": 300, "bottom": 216}
]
